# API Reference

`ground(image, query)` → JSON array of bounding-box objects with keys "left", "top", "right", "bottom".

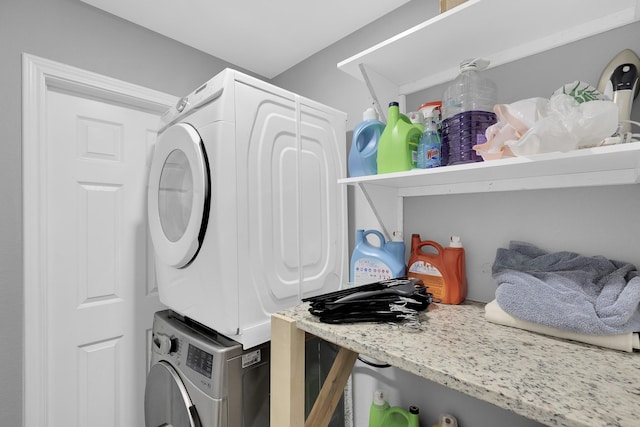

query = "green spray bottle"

[
  {"left": 369, "top": 390, "right": 420, "bottom": 427},
  {"left": 377, "top": 102, "right": 423, "bottom": 173}
]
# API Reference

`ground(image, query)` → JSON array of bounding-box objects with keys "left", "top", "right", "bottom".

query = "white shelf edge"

[
  {"left": 336, "top": 0, "right": 469, "bottom": 71},
  {"left": 397, "top": 169, "right": 640, "bottom": 197},
  {"left": 338, "top": 0, "right": 640, "bottom": 95},
  {"left": 338, "top": 142, "right": 640, "bottom": 197}
]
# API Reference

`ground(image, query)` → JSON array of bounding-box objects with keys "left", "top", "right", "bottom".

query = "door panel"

[
  {"left": 299, "top": 102, "right": 347, "bottom": 290},
  {"left": 46, "top": 89, "right": 165, "bottom": 427},
  {"left": 234, "top": 82, "right": 347, "bottom": 326},
  {"left": 234, "top": 86, "right": 300, "bottom": 320}
]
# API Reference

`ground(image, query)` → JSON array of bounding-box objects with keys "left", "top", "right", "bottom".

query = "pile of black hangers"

[{"left": 303, "top": 277, "right": 432, "bottom": 324}]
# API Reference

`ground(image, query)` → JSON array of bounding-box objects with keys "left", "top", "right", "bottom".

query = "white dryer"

[{"left": 147, "top": 69, "right": 347, "bottom": 349}]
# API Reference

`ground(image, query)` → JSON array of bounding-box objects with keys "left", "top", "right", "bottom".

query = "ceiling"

[{"left": 80, "top": 0, "right": 410, "bottom": 79}]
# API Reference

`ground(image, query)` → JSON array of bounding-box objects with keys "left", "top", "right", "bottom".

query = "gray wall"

[
  {"left": 4, "top": 0, "right": 640, "bottom": 425},
  {"left": 272, "top": 1, "right": 441, "bottom": 130}
]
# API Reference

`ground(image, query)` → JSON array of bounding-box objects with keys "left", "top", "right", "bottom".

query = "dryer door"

[
  {"left": 145, "top": 361, "right": 201, "bottom": 427},
  {"left": 148, "top": 123, "right": 210, "bottom": 268}
]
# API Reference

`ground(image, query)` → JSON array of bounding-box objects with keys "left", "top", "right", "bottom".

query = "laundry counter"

[{"left": 270, "top": 301, "right": 640, "bottom": 427}]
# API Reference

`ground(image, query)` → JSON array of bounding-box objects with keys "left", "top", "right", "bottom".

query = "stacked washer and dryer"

[{"left": 144, "top": 69, "right": 348, "bottom": 427}]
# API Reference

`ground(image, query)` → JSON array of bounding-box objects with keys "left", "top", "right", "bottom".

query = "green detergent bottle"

[
  {"left": 369, "top": 390, "right": 390, "bottom": 427},
  {"left": 369, "top": 390, "right": 420, "bottom": 427},
  {"left": 377, "top": 102, "right": 423, "bottom": 173}
]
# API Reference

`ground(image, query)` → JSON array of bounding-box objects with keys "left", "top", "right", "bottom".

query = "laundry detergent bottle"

[
  {"left": 386, "top": 231, "right": 406, "bottom": 267},
  {"left": 369, "top": 390, "right": 420, "bottom": 427},
  {"left": 348, "top": 107, "right": 385, "bottom": 177},
  {"left": 376, "top": 102, "right": 423, "bottom": 173},
  {"left": 407, "top": 234, "right": 467, "bottom": 304},
  {"left": 350, "top": 229, "right": 406, "bottom": 285},
  {"left": 369, "top": 390, "right": 390, "bottom": 427}
]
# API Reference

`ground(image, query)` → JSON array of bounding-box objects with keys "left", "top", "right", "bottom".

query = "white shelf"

[
  {"left": 339, "top": 141, "right": 640, "bottom": 197},
  {"left": 338, "top": 0, "right": 640, "bottom": 95}
]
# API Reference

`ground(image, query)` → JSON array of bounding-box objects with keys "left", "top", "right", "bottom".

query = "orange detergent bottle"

[{"left": 407, "top": 234, "right": 467, "bottom": 304}]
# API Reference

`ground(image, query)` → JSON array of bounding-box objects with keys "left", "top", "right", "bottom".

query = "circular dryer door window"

[
  {"left": 148, "top": 123, "right": 210, "bottom": 268},
  {"left": 159, "top": 149, "right": 193, "bottom": 242}
]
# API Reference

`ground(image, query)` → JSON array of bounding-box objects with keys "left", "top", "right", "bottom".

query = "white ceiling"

[{"left": 80, "top": 0, "right": 410, "bottom": 78}]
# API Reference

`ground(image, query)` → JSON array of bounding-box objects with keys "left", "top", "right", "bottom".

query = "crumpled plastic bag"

[{"left": 474, "top": 83, "right": 619, "bottom": 159}]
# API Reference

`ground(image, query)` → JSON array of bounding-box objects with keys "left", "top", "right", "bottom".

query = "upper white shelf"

[
  {"left": 338, "top": 141, "right": 640, "bottom": 197},
  {"left": 338, "top": 0, "right": 640, "bottom": 95}
]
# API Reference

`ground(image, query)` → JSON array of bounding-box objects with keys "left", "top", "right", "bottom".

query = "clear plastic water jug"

[{"left": 441, "top": 59, "right": 497, "bottom": 165}]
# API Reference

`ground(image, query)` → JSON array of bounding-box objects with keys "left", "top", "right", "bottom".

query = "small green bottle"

[
  {"left": 380, "top": 405, "right": 420, "bottom": 427},
  {"left": 370, "top": 390, "right": 420, "bottom": 427},
  {"left": 377, "top": 102, "right": 423, "bottom": 173},
  {"left": 369, "top": 390, "right": 390, "bottom": 427}
]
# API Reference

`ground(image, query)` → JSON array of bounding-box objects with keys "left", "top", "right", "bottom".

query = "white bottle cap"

[
  {"left": 449, "top": 236, "right": 463, "bottom": 247},
  {"left": 419, "top": 104, "right": 441, "bottom": 121},
  {"left": 460, "top": 58, "right": 490, "bottom": 72},
  {"left": 363, "top": 107, "right": 378, "bottom": 121},
  {"left": 373, "top": 390, "right": 386, "bottom": 405},
  {"left": 408, "top": 111, "right": 423, "bottom": 125}
]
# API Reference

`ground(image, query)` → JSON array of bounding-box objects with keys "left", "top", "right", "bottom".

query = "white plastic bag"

[
  {"left": 474, "top": 83, "right": 619, "bottom": 159},
  {"left": 508, "top": 94, "right": 618, "bottom": 156}
]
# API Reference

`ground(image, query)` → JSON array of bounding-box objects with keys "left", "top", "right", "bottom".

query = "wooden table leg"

[
  {"left": 270, "top": 313, "right": 306, "bottom": 427},
  {"left": 304, "top": 346, "right": 358, "bottom": 427}
]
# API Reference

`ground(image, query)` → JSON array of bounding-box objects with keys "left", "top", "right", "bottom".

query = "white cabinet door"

[{"left": 234, "top": 82, "right": 348, "bottom": 334}]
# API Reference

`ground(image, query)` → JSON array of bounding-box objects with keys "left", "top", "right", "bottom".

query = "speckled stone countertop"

[{"left": 278, "top": 301, "right": 640, "bottom": 427}]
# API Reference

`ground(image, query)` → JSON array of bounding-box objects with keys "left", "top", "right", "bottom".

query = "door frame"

[{"left": 22, "top": 53, "right": 177, "bottom": 427}]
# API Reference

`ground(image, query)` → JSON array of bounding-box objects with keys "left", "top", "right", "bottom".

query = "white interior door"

[{"left": 44, "top": 88, "right": 166, "bottom": 426}]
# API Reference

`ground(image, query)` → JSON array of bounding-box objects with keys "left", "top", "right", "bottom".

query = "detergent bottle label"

[
  {"left": 353, "top": 258, "right": 393, "bottom": 283},
  {"left": 408, "top": 261, "right": 445, "bottom": 299}
]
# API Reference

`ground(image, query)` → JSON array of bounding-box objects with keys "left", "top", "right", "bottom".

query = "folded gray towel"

[{"left": 493, "top": 241, "right": 640, "bottom": 335}]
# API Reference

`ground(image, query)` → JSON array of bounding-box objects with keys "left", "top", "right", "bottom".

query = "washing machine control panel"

[
  {"left": 186, "top": 343, "right": 214, "bottom": 378},
  {"left": 159, "top": 72, "right": 226, "bottom": 131},
  {"left": 151, "top": 310, "right": 247, "bottom": 399}
]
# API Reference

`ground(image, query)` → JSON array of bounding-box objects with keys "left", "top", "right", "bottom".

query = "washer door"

[
  {"left": 145, "top": 361, "right": 202, "bottom": 427},
  {"left": 148, "top": 123, "right": 210, "bottom": 268}
]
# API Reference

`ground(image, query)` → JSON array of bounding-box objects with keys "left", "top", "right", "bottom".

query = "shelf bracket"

[
  {"left": 359, "top": 63, "right": 386, "bottom": 122},
  {"left": 357, "top": 182, "right": 403, "bottom": 240},
  {"left": 357, "top": 63, "right": 403, "bottom": 119}
]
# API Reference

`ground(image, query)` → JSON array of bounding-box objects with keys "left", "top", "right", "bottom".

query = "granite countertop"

[{"left": 278, "top": 301, "right": 640, "bottom": 427}]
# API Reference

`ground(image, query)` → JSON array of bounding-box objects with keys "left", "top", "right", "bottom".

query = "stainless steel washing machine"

[{"left": 145, "top": 310, "right": 270, "bottom": 427}]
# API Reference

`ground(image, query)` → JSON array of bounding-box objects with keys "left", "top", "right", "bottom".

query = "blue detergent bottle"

[
  {"left": 386, "top": 231, "right": 406, "bottom": 268},
  {"left": 350, "top": 229, "right": 406, "bottom": 285},
  {"left": 348, "top": 107, "right": 385, "bottom": 177}
]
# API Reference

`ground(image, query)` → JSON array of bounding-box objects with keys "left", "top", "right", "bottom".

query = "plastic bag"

[{"left": 474, "top": 83, "right": 619, "bottom": 159}]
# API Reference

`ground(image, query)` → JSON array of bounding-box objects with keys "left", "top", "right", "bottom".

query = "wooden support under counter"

[
  {"left": 269, "top": 313, "right": 306, "bottom": 427},
  {"left": 270, "top": 313, "right": 358, "bottom": 427},
  {"left": 304, "top": 347, "right": 358, "bottom": 427}
]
